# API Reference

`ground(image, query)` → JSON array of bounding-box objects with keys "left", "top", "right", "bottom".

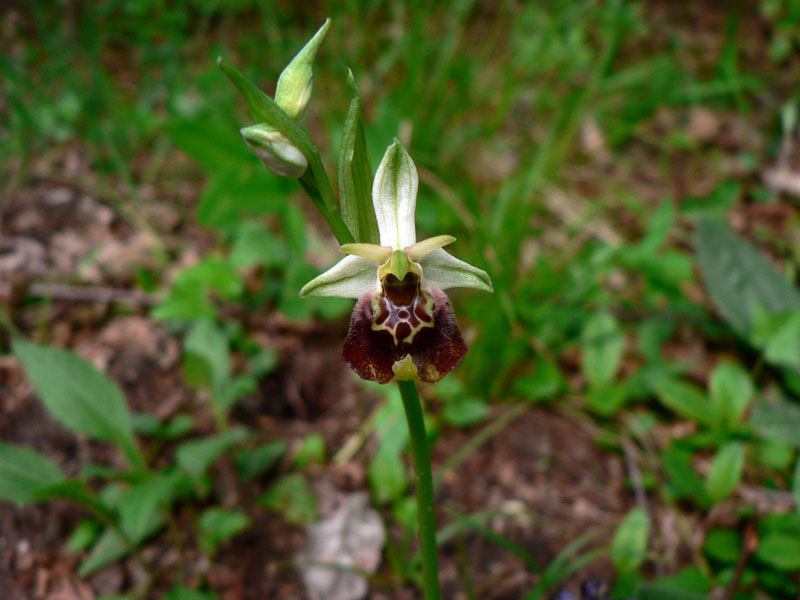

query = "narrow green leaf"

[
  {"left": 12, "top": 340, "right": 142, "bottom": 467},
  {"left": 582, "top": 311, "right": 625, "bottom": 387},
  {"left": 339, "top": 69, "right": 378, "bottom": 244},
  {"left": 705, "top": 442, "right": 745, "bottom": 503},
  {"left": 610, "top": 507, "right": 650, "bottom": 573},
  {"left": 0, "top": 443, "right": 65, "bottom": 504},
  {"left": 709, "top": 361, "right": 753, "bottom": 429},
  {"left": 696, "top": 219, "right": 800, "bottom": 337}
]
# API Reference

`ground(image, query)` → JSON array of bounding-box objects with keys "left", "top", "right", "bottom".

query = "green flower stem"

[{"left": 397, "top": 379, "right": 442, "bottom": 600}]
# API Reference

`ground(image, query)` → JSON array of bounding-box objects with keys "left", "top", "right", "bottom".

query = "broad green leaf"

[
  {"left": 640, "top": 201, "right": 674, "bottom": 253},
  {"left": 131, "top": 413, "right": 193, "bottom": 440},
  {"left": 339, "top": 69, "right": 378, "bottom": 244},
  {"left": 441, "top": 397, "right": 488, "bottom": 427},
  {"left": 118, "top": 473, "right": 178, "bottom": 543},
  {"left": 680, "top": 180, "right": 740, "bottom": 218},
  {"left": 67, "top": 520, "right": 100, "bottom": 554},
  {"left": 513, "top": 357, "right": 564, "bottom": 402},
  {"left": 704, "top": 528, "right": 741, "bottom": 564},
  {"left": 653, "top": 378, "right": 713, "bottom": 425},
  {"left": 176, "top": 429, "right": 248, "bottom": 476},
  {"left": 260, "top": 473, "right": 317, "bottom": 526},
  {"left": 755, "top": 533, "right": 800, "bottom": 570},
  {"left": 368, "top": 392, "right": 409, "bottom": 504},
  {"left": 755, "top": 439, "right": 794, "bottom": 470},
  {"left": 582, "top": 311, "right": 625, "bottom": 387},
  {"left": 696, "top": 219, "right": 800, "bottom": 337},
  {"left": 167, "top": 117, "right": 249, "bottom": 174},
  {"left": 163, "top": 585, "right": 219, "bottom": 600},
  {"left": 12, "top": 340, "right": 141, "bottom": 467},
  {"left": 709, "top": 361, "right": 753, "bottom": 429},
  {"left": 197, "top": 171, "right": 288, "bottom": 229},
  {"left": 0, "top": 443, "right": 65, "bottom": 504},
  {"left": 751, "top": 391, "right": 800, "bottom": 447},
  {"left": 229, "top": 221, "right": 288, "bottom": 268},
  {"left": 196, "top": 507, "right": 250, "bottom": 555},
  {"left": 763, "top": 308, "right": 800, "bottom": 370},
  {"left": 234, "top": 441, "right": 286, "bottom": 481},
  {"left": 705, "top": 442, "right": 745, "bottom": 503},
  {"left": 643, "top": 567, "right": 711, "bottom": 595},
  {"left": 634, "top": 583, "right": 707, "bottom": 600},
  {"left": 183, "top": 319, "right": 230, "bottom": 393},
  {"left": 586, "top": 383, "right": 628, "bottom": 416},
  {"left": 792, "top": 458, "right": 800, "bottom": 511},
  {"left": 662, "top": 446, "right": 710, "bottom": 507},
  {"left": 610, "top": 507, "right": 649, "bottom": 573},
  {"left": 293, "top": 433, "right": 326, "bottom": 467},
  {"left": 368, "top": 440, "right": 408, "bottom": 504}
]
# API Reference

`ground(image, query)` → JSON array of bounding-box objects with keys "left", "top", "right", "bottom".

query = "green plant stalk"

[{"left": 397, "top": 379, "right": 441, "bottom": 600}]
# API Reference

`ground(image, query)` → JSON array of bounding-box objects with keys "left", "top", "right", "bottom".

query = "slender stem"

[{"left": 397, "top": 379, "right": 441, "bottom": 600}]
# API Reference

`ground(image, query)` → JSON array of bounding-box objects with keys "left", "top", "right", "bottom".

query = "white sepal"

[
  {"left": 419, "top": 248, "right": 493, "bottom": 293},
  {"left": 372, "top": 139, "right": 418, "bottom": 249},
  {"left": 299, "top": 255, "right": 378, "bottom": 299}
]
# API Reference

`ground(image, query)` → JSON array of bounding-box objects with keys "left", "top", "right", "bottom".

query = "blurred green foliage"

[{"left": 3, "top": 1, "right": 800, "bottom": 598}]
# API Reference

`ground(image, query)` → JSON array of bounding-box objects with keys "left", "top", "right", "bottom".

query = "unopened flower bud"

[
  {"left": 275, "top": 19, "right": 330, "bottom": 120},
  {"left": 241, "top": 124, "right": 308, "bottom": 178}
]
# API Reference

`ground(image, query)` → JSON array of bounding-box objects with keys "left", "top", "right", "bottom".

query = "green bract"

[{"left": 300, "top": 140, "right": 492, "bottom": 383}]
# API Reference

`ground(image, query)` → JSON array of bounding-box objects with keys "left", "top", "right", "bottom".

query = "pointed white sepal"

[
  {"left": 419, "top": 248, "right": 493, "bottom": 293},
  {"left": 299, "top": 255, "right": 378, "bottom": 298},
  {"left": 372, "top": 139, "right": 418, "bottom": 249}
]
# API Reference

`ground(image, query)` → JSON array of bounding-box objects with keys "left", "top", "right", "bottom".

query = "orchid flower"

[{"left": 300, "top": 140, "right": 492, "bottom": 384}]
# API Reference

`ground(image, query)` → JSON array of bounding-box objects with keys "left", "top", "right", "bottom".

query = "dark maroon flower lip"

[{"left": 342, "top": 286, "right": 468, "bottom": 384}]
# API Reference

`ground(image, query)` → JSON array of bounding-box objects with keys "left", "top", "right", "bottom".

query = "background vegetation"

[{"left": 2, "top": 1, "right": 800, "bottom": 598}]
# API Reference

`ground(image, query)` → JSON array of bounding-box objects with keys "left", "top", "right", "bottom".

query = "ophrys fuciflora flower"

[{"left": 300, "top": 140, "right": 492, "bottom": 383}]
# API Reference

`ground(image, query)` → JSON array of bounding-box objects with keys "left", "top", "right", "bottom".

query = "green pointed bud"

[
  {"left": 241, "top": 124, "right": 308, "bottom": 178},
  {"left": 275, "top": 19, "right": 331, "bottom": 120}
]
